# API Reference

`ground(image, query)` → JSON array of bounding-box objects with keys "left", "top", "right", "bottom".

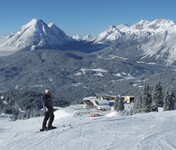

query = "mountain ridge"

[
  {"left": 0, "top": 18, "right": 103, "bottom": 55},
  {"left": 1, "top": 18, "right": 176, "bottom": 64},
  {"left": 94, "top": 19, "right": 176, "bottom": 65}
]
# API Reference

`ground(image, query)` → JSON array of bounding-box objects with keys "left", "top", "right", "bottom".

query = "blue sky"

[{"left": 0, "top": 0, "right": 176, "bottom": 36}]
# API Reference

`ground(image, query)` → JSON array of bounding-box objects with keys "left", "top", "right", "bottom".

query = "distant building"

[
  {"left": 83, "top": 94, "right": 135, "bottom": 112},
  {"left": 96, "top": 93, "right": 116, "bottom": 101},
  {"left": 121, "top": 96, "right": 134, "bottom": 104},
  {"left": 96, "top": 94, "right": 134, "bottom": 104},
  {"left": 83, "top": 97, "right": 111, "bottom": 111}
]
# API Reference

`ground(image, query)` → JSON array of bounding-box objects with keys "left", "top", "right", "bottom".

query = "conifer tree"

[
  {"left": 117, "top": 97, "right": 124, "bottom": 111},
  {"left": 114, "top": 96, "right": 119, "bottom": 110},
  {"left": 163, "top": 90, "right": 175, "bottom": 111},
  {"left": 133, "top": 93, "right": 142, "bottom": 113},
  {"left": 170, "top": 91, "right": 175, "bottom": 110},
  {"left": 141, "top": 84, "right": 152, "bottom": 112},
  {"left": 151, "top": 81, "right": 163, "bottom": 111},
  {"left": 163, "top": 91, "right": 171, "bottom": 111}
]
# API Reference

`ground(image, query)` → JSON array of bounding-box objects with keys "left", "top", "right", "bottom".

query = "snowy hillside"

[{"left": 1, "top": 105, "right": 176, "bottom": 150}]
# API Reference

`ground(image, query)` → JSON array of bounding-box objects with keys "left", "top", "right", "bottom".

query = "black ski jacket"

[{"left": 42, "top": 94, "right": 54, "bottom": 112}]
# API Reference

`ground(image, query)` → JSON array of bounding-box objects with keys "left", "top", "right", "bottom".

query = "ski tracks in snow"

[
  {"left": 2, "top": 111, "right": 176, "bottom": 150},
  {"left": 137, "top": 128, "right": 176, "bottom": 150},
  {"left": 1, "top": 125, "right": 73, "bottom": 150}
]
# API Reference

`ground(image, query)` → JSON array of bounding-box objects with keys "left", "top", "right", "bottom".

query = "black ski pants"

[{"left": 42, "top": 111, "right": 54, "bottom": 129}]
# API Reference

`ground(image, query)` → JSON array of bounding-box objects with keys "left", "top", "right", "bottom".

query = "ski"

[
  {"left": 35, "top": 124, "right": 71, "bottom": 133},
  {"left": 60, "top": 124, "right": 71, "bottom": 128}
]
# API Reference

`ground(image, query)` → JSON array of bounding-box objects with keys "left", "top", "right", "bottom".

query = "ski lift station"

[
  {"left": 73, "top": 94, "right": 134, "bottom": 117},
  {"left": 83, "top": 94, "right": 135, "bottom": 111},
  {"left": 83, "top": 96, "right": 111, "bottom": 111}
]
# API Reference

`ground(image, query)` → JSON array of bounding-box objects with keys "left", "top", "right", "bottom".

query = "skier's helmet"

[{"left": 45, "top": 89, "right": 50, "bottom": 94}]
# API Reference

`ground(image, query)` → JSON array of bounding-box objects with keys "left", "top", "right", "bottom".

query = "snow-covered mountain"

[
  {"left": 1, "top": 18, "right": 176, "bottom": 64},
  {"left": 1, "top": 105, "right": 176, "bottom": 150},
  {"left": 94, "top": 25, "right": 123, "bottom": 44},
  {"left": 94, "top": 19, "right": 176, "bottom": 65},
  {"left": 0, "top": 18, "right": 102, "bottom": 56},
  {"left": 1, "top": 18, "right": 176, "bottom": 102},
  {"left": 0, "top": 33, "right": 14, "bottom": 45},
  {"left": 95, "top": 19, "right": 176, "bottom": 43},
  {"left": 0, "top": 18, "right": 73, "bottom": 56}
]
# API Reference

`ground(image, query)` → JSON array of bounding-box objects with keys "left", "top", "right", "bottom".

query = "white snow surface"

[
  {"left": 80, "top": 68, "right": 108, "bottom": 75},
  {"left": 72, "top": 35, "right": 94, "bottom": 41},
  {"left": 1, "top": 105, "right": 176, "bottom": 150}
]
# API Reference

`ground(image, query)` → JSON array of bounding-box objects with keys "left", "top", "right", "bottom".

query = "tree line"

[
  {"left": 1, "top": 81, "right": 175, "bottom": 120},
  {"left": 0, "top": 89, "right": 69, "bottom": 120},
  {"left": 114, "top": 81, "right": 176, "bottom": 113}
]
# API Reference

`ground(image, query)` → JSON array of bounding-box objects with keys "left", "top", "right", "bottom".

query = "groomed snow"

[{"left": 1, "top": 105, "right": 176, "bottom": 150}]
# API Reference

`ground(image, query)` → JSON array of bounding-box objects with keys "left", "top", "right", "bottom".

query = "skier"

[{"left": 40, "top": 89, "right": 56, "bottom": 131}]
